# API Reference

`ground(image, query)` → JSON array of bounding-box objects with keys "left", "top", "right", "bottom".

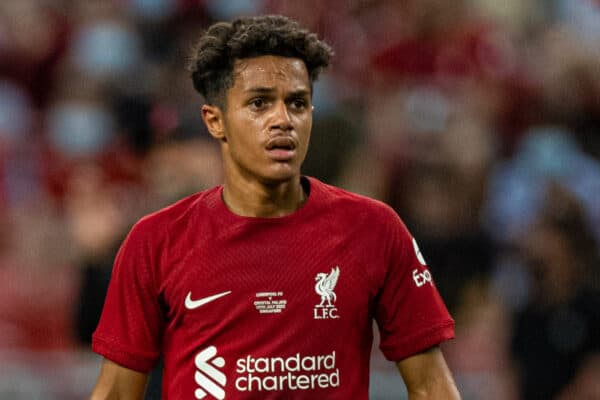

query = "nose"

[{"left": 270, "top": 100, "right": 293, "bottom": 132}]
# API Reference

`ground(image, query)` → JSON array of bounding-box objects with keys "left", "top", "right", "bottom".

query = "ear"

[{"left": 201, "top": 104, "right": 226, "bottom": 141}]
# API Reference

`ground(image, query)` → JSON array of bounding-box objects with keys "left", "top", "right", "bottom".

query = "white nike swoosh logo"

[{"left": 185, "top": 291, "right": 232, "bottom": 310}]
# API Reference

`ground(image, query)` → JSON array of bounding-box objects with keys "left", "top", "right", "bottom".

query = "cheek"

[
  {"left": 225, "top": 111, "right": 259, "bottom": 144},
  {"left": 298, "top": 115, "right": 312, "bottom": 141}
]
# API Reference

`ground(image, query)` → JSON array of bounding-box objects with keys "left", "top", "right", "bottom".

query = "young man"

[{"left": 90, "top": 15, "right": 460, "bottom": 400}]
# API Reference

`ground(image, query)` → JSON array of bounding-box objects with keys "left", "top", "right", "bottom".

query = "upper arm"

[
  {"left": 374, "top": 216, "right": 455, "bottom": 361},
  {"left": 89, "top": 358, "right": 149, "bottom": 400},
  {"left": 396, "top": 346, "right": 461, "bottom": 400}
]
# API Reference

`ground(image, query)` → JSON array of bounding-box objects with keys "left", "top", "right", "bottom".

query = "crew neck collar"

[{"left": 215, "top": 176, "right": 316, "bottom": 223}]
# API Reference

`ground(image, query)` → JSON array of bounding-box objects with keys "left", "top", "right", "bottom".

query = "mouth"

[{"left": 265, "top": 137, "right": 297, "bottom": 161}]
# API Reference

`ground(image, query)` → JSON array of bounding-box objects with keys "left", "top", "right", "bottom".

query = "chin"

[{"left": 260, "top": 166, "right": 300, "bottom": 185}]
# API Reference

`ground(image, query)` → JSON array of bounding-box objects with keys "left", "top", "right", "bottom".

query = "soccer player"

[{"left": 89, "top": 15, "right": 460, "bottom": 400}]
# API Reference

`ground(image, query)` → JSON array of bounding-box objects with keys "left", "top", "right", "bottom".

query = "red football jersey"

[{"left": 92, "top": 177, "right": 454, "bottom": 399}]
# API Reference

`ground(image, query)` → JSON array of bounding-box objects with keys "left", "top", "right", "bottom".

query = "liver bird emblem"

[{"left": 315, "top": 266, "right": 340, "bottom": 307}]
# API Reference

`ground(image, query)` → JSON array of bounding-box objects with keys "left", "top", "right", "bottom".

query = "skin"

[
  {"left": 202, "top": 55, "right": 313, "bottom": 217},
  {"left": 397, "top": 346, "right": 461, "bottom": 399},
  {"left": 89, "top": 359, "right": 148, "bottom": 400},
  {"left": 89, "top": 55, "right": 461, "bottom": 399}
]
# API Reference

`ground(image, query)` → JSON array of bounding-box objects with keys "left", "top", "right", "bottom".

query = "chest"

[{"left": 158, "top": 222, "right": 383, "bottom": 343}]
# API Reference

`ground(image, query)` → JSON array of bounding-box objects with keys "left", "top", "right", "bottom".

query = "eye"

[
  {"left": 290, "top": 98, "right": 307, "bottom": 110},
  {"left": 249, "top": 98, "right": 267, "bottom": 110}
]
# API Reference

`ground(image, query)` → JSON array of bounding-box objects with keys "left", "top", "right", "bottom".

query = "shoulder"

[
  {"left": 127, "top": 186, "right": 221, "bottom": 243},
  {"left": 308, "top": 178, "right": 413, "bottom": 251},
  {"left": 309, "top": 177, "right": 401, "bottom": 223}
]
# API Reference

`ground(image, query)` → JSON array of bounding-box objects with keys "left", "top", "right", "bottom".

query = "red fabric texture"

[{"left": 93, "top": 177, "right": 454, "bottom": 399}]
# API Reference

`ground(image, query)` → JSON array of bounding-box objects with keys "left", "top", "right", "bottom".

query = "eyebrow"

[
  {"left": 244, "top": 86, "right": 275, "bottom": 94},
  {"left": 244, "top": 87, "right": 311, "bottom": 97},
  {"left": 288, "top": 89, "right": 311, "bottom": 98}
]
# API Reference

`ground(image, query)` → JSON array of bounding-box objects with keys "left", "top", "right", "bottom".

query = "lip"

[{"left": 265, "top": 136, "right": 297, "bottom": 161}]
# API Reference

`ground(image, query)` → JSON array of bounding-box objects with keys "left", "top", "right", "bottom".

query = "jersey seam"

[
  {"left": 381, "top": 319, "right": 455, "bottom": 361},
  {"left": 92, "top": 334, "right": 158, "bottom": 372}
]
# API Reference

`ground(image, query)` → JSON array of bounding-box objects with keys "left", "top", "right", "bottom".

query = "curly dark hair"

[{"left": 188, "top": 15, "right": 334, "bottom": 107}]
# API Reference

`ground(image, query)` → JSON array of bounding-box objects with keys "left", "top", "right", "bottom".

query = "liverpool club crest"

[{"left": 314, "top": 266, "right": 340, "bottom": 319}]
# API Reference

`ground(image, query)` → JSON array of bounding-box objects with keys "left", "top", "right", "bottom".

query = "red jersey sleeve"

[
  {"left": 92, "top": 219, "right": 165, "bottom": 373},
  {"left": 374, "top": 214, "right": 454, "bottom": 361}
]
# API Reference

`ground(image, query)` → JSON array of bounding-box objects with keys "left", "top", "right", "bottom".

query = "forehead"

[{"left": 231, "top": 55, "right": 310, "bottom": 92}]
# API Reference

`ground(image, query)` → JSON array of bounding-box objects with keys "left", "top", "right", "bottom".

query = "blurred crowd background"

[{"left": 0, "top": 0, "right": 599, "bottom": 399}]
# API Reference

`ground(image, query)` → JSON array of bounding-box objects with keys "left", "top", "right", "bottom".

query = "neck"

[{"left": 222, "top": 175, "right": 306, "bottom": 218}]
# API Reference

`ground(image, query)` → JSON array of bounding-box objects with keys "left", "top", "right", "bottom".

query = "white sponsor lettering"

[
  {"left": 412, "top": 268, "right": 433, "bottom": 287},
  {"left": 234, "top": 351, "right": 339, "bottom": 392}
]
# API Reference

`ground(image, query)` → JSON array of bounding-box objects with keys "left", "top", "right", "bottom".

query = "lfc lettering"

[{"left": 313, "top": 307, "right": 339, "bottom": 319}]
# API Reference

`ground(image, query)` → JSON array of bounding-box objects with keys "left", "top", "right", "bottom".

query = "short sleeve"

[
  {"left": 92, "top": 220, "right": 165, "bottom": 373},
  {"left": 374, "top": 216, "right": 454, "bottom": 361}
]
